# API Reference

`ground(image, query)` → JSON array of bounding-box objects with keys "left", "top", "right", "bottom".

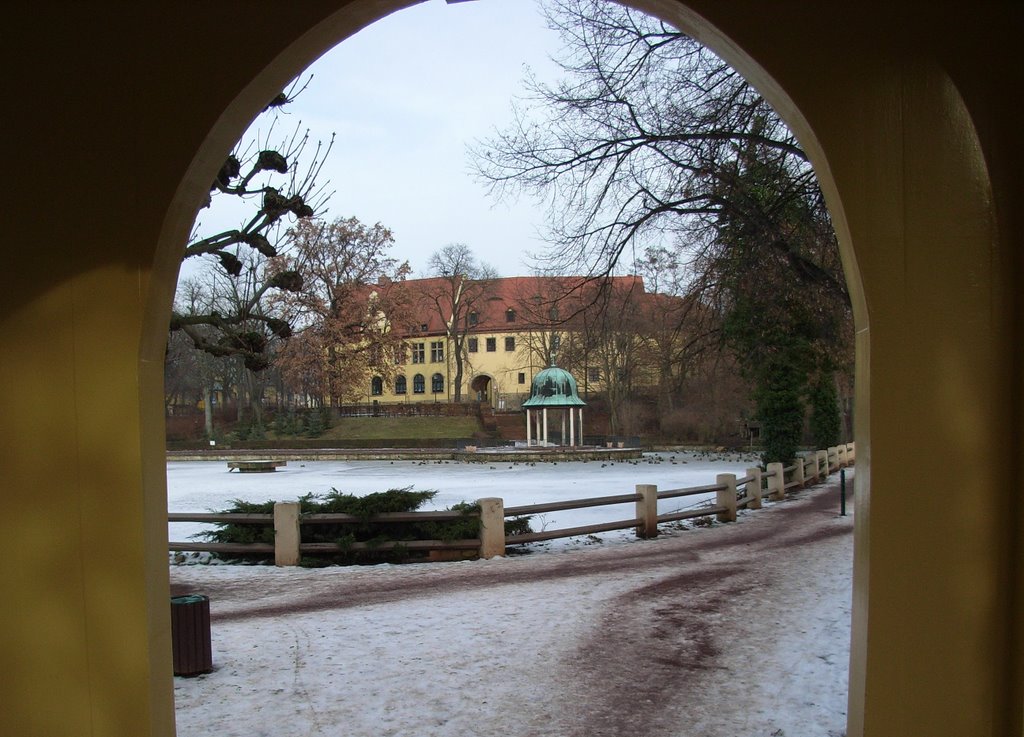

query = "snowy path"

[{"left": 171, "top": 477, "right": 852, "bottom": 737}]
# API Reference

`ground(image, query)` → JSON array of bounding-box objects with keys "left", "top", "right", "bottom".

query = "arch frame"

[
  {"left": 1, "top": 2, "right": 1020, "bottom": 736},
  {"left": 469, "top": 373, "right": 494, "bottom": 405}
]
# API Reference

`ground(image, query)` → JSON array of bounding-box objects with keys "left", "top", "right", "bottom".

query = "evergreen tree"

[
  {"left": 306, "top": 407, "right": 325, "bottom": 438},
  {"left": 273, "top": 410, "right": 287, "bottom": 437},
  {"left": 809, "top": 374, "right": 842, "bottom": 449}
]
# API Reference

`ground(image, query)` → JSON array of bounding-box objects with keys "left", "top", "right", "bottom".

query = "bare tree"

[
  {"left": 508, "top": 275, "right": 577, "bottom": 374},
  {"left": 271, "top": 216, "right": 412, "bottom": 406},
  {"left": 171, "top": 79, "right": 333, "bottom": 371},
  {"left": 423, "top": 244, "right": 498, "bottom": 402},
  {"left": 632, "top": 247, "right": 719, "bottom": 413},
  {"left": 472, "top": 0, "right": 830, "bottom": 285},
  {"left": 173, "top": 263, "right": 284, "bottom": 428},
  {"left": 473, "top": 0, "right": 851, "bottom": 455}
]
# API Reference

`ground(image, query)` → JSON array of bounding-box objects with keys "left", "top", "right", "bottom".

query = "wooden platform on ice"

[{"left": 227, "top": 460, "right": 287, "bottom": 473}]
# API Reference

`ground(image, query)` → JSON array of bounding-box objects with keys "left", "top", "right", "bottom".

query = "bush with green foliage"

[
  {"left": 272, "top": 411, "right": 288, "bottom": 437},
  {"left": 809, "top": 374, "right": 841, "bottom": 449},
  {"left": 753, "top": 350, "right": 807, "bottom": 466},
  {"left": 196, "top": 487, "right": 532, "bottom": 566},
  {"left": 305, "top": 408, "right": 325, "bottom": 437}
]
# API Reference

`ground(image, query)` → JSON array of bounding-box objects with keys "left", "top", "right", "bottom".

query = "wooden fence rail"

[{"left": 168, "top": 442, "right": 855, "bottom": 564}]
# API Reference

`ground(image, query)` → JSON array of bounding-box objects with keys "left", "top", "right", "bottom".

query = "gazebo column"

[{"left": 521, "top": 366, "right": 587, "bottom": 449}]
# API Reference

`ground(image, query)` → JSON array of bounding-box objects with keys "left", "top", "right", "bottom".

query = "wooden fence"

[{"left": 168, "top": 443, "right": 855, "bottom": 565}]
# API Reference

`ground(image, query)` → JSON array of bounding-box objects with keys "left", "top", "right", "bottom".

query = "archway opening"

[
  {"left": 158, "top": 1, "right": 867, "bottom": 735},
  {"left": 4, "top": 3, "right": 1015, "bottom": 737},
  {"left": 469, "top": 374, "right": 492, "bottom": 405}
]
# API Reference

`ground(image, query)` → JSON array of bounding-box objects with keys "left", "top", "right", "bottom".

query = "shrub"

[
  {"left": 196, "top": 488, "right": 532, "bottom": 566},
  {"left": 809, "top": 375, "right": 841, "bottom": 449},
  {"left": 272, "top": 411, "right": 287, "bottom": 437},
  {"left": 305, "top": 408, "right": 325, "bottom": 437},
  {"left": 755, "top": 356, "right": 806, "bottom": 466}
]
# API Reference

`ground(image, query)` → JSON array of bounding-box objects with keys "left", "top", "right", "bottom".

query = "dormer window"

[
  {"left": 506, "top": 308, "right": 516, "bottom": 323},
  {"left": 468, "top": 311, "right": 479, "bottom": 326}
]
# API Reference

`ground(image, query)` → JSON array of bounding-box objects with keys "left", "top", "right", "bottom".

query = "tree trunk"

[
  {"left": 453, "top": 341, "right": 464, "bottom": 402},
  {"left": 243, "top": 370, "right": 264, "bottom": 426},
  {"left": 453, "top": 366, "right": 464, "bottom": 401},
  {"left": 203, "top": 386, "right": 214, "bottom": 438}
]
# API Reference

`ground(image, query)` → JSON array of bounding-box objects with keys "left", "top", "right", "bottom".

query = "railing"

[
  {"left": 168, "top": 442, "right": 855, "bottom": 565},
  {"left": 332, "top": 401, "right": 484, "bottom": 418},
  {"left": 168, "top": 508, "right": 484, "bottom": 565}
]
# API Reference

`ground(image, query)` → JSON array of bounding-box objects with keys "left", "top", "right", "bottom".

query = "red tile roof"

[{"left": 389, "top": 274, "right": 659, "bottom": 337}]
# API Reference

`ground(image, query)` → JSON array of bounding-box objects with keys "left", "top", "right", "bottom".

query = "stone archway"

[
  {"left": 138, "top": 12, "right": 1024, "bottom": 730},
  {"left": 470, "top": 374, "right": 492, "bottom": 405},
  {"left": 3, "top": 3, "right": 1019, "bottom": 736}
]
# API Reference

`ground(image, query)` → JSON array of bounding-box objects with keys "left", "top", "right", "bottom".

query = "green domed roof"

[{"left": 522, "top": 365, "right": 586, "bottom": 408}]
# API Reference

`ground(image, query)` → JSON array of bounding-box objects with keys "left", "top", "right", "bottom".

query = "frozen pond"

[{"left": 167, "top": 451, "right": 762, "bottom": 552}]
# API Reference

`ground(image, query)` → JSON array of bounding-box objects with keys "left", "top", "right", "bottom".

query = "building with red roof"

[{"left": 364, "top": 274, "right": 685, "bottom": 411}]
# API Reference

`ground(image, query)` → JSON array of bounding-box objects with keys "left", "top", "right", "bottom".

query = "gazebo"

[{"left": 522, "top": 364, "right": 587, "bottom": 447}]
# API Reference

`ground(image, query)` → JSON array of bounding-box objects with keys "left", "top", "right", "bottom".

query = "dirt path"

[{"left": 171, "top": 478, "right": 853, "bottom": 737}]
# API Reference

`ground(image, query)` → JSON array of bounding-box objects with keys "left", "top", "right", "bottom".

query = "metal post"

[{"left": 840, "top": 468, "right": 847, "bottom": 516}]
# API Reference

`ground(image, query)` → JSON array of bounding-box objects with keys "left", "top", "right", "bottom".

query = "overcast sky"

[{"left": 189, "top": 0, "right": 567, "bottom": 283}]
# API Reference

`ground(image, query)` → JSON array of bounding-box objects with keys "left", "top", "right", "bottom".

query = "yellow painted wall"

[
  {"left": 0, "top": 2, "right": 1019, "bottom": 735},
  {"left": 373, "top": 328, "right": 575, "bottom": 406}
]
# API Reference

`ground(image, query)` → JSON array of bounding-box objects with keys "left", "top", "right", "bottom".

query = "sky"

[{"left": 187, "top": 0, "right": 569, "bottom": 283}]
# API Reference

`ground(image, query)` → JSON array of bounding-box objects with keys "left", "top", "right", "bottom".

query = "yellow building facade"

[
  {"left": 368, "top": 275, "right": 635, "bottom": 408},
  {"left": 1, "top": 3, "right": 1021, "bottom": 736},
  {"left": 377, "top": 327, "right": 543, "bottom": 408}
]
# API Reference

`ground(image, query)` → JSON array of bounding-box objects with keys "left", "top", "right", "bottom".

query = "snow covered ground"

[{"left": 168, "top": 452, "right": 853, "bottom": 737}]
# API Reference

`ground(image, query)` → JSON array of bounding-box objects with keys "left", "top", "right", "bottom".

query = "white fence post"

[
  {"left": 847, "top": 442, "right": 856, "bottom": 463},
  {"left": 837, "top": 444, "right": 847, "bottom": 467},
  {"left": 636, "top": 484, "right": 659, "bottom": 539},
  {"left": 745, "top": 467, "right": 763, "bottom": 510},
  {"left": 766, "top": 462, "right": 786, "bottom": 501},
  {"left": 716, "top": 474, "right": 738, "bottom": 522},
  {"left": 274, "top": 501, "right": 301, "bottom": 567},
  {"left": 478, "top": 497, "right": 505, "bottom": 559},
  {"left": 794, "top": 456, "right": 806, "bottom": 488},
  {"left": 817, "top": 450, "right": 829, "bottom": 478}
]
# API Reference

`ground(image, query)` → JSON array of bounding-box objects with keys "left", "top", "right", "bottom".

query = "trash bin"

[{"left": 170, "top": 594, "right": 212, "bottom": 676}]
